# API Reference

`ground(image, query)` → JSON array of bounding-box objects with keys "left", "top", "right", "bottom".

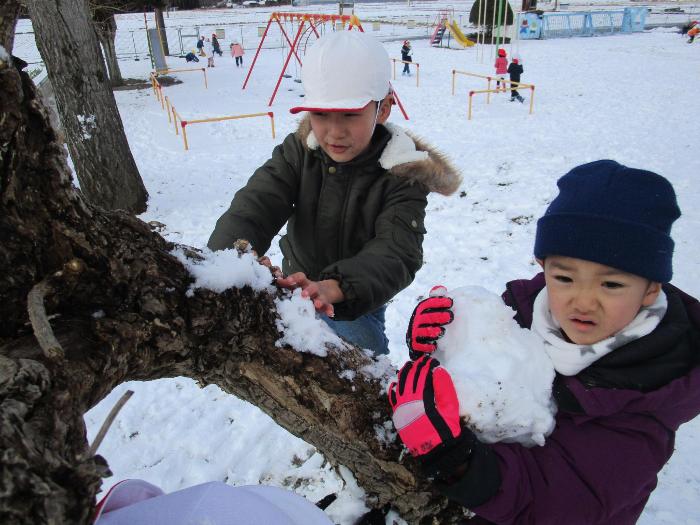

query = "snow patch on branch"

[
  {"left": 274, "top": 289, "right": 345, "bottom": 356},
  {"left": 173, "top": 247, "right": 275, "bottom": 294}
]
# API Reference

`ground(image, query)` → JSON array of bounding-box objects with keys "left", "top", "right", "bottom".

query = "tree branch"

[
  {"left": 27, "top": 279, "right": 65, "bottom": 360},
  {"left": 0, "top": 20, "right": 466, "bottom": 525},
  {"left": 88, "top": 389, "right": 134, "bottom": 456}
]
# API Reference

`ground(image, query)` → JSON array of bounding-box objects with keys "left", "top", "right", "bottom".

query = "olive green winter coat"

[{"left": 208, "top": 117, "right": 461, "bottom": 320}]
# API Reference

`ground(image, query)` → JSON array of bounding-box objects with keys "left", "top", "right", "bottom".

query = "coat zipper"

[{"left": 337, "top": 168, "right": 351, "bottom": 260}]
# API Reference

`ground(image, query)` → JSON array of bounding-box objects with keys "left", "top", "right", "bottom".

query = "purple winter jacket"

[{"left": 430, "top": 274, "right": 700, "bottom": 525}]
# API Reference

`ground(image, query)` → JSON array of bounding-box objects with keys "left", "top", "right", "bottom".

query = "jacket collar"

[
  {"left": 504, "top": 275, "right": 699, "bottom": 394},
  {"left": 295, "top": 115, "right": 462, "bottom": 196}
]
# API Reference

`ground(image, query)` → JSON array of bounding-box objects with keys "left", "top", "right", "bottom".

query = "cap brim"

[{"left": 289, "top": 99, "right": 372, "bottom": 115}]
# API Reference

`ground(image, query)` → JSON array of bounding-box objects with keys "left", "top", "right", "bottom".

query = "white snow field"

[{"left": 13, "top": 2, "right": 699, "bottom": 523}]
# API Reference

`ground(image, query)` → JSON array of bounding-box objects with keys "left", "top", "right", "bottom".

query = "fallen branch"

[{"left": 88, "top": 390, "right": 135, "bottom": 456}]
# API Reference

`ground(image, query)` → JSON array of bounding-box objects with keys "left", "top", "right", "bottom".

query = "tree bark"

[
  {"left": 0, "top": 30, "right": 468, "bottom": 525},
  {"left": 154, "top": 7, "right": 170, "bottom": 55},
  {"left": 95, "top": 13, "right": 124, "bottom": 87},
  {"left": 0, "top": 0, "right": 21, "bottom": 51},
  {"left": 25, "top": 0, "right": 148, "bottom": 214}
]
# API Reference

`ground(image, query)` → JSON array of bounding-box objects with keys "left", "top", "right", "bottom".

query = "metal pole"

[
  {"left": 243, "top": 16, "right": 274, "bottom": 90},
  {"left": 268, "top": 112, "right": 276, "bottom": 139},
  {"left": 491, "top": 0, "right": 497, "bottom": 54},
  {"left": 182, "top": 122, "right": 189, "bottom": 150},
  {"left": 476, "top": 0, "right": 482, "bottom": 62}
]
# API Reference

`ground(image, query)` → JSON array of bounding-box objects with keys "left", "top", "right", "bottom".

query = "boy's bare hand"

[{"left": 276, "top": 272, "right": 344, "bottom": 317}]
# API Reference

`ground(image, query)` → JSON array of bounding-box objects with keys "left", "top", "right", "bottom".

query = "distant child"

[
  {"left": 211, "top": 33, "right": 223, "bottom": 56},
  {"left": 205, "top": 37, "right": 215, "bottom": 68},
  {"left": 688, "top": 22, "right": 699, "bottom": 43},
  {"left": 494, "top": 48, "right": 508, "bottom": 91},
  {"left": 507, "top": 57, "right": 524, "bottom": 103},
  {"left": 208, "top": 31, "right": 461, "bottom": 355},
  {"left": 196, "top": 36, "right": 205, "bottom": 56},
  {"left": 400, "top": 40, "right": 412, "bottom": 75},
  {"left": 389, "top": 160, "right": 700, "bottom": 523},
  {"left": 185, "top": 50, "right": 199, "bottom": 63},
  {"left": 230, "top": 41, "right": 245, "bottom": 67}
]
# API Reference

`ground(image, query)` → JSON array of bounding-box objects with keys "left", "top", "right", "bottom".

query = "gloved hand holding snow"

[{"left": 430, "top": 286, "right": 556, "bottom": 447}]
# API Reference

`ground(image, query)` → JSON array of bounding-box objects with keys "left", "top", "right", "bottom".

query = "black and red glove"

[
  {"left": 388, "top": 355, "right": 462, "bottom": 457},
  {"left": 406, "top": 285, "right": 454, "bottom": 359}
]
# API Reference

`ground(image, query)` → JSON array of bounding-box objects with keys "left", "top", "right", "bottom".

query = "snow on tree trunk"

[
  {"left": 26, "top": 0, "right": 148, "bottom": 214},
  {"left": 0, "top": 28, "right": 468, "bottom": 525},
  {"left": 96, "top": 14, "right": 124, "bottom": 87}
]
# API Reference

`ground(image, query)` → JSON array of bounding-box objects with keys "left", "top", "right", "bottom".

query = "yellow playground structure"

[
  {"left": 445, "top": 20, "right": 475, "bottom": 47},
  {"left": 431, "top": 10, "right": 475, "bottom": 48}
]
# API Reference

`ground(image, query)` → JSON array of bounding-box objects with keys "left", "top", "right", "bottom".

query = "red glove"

[
  {"left": 388, "top": 355, "right": 461, "bottom": 457},
  {"left": 406, "top": 285, "right": 454, "bottom": 359}
]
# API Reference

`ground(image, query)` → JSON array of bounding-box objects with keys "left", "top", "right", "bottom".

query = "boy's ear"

[
  {"left": 376, "top": 95, "right": 392, "bottom": 124},
  {"left": 536, "top": 258, "right": 545, "bottom": 270},
  {"left": 642, "top": 282, "right": 662, "bottom": 307}
]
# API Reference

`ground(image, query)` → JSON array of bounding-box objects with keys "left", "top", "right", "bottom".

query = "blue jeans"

[{"left": 322, "top": 305, "right": 389, "bottom": 355}]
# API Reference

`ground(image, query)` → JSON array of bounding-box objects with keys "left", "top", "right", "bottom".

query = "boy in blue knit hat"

[{"left": 388, "top": 160, "right": 700, "bottom": 524}]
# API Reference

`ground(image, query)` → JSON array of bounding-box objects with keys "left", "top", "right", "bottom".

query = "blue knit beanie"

[{"left": 534, "top": 160, "right": 680, "bottom": 283}]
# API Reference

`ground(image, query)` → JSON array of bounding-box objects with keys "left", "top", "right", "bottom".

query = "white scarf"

[{"left": 531, "top": 288, "right": 668, "bottom": 376}]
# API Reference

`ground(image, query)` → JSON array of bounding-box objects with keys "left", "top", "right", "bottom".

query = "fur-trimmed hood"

[{"left": 295, "top": 116, "right": 462, "bottom": 196}]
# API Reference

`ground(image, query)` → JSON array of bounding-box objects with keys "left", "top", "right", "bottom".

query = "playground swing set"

[{"left": 243, "top": 11, "right": 410, "bottom": 120}]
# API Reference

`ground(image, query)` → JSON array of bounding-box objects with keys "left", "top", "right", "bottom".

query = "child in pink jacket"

[
  {"left": 494, "top": 48, "right": 508, "bottom": 92},
  {"left": 230, "top": 42, "right": 245, "bottom": 67}
]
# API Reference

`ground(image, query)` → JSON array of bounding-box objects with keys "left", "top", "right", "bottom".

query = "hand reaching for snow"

[
  {"left": 388, "top": 355, "right": 462, "bottom": 456},
  {"left": 406, "top": 285, "right": 454, "bottom": 359},
  {"left": 276, "top": 272, "right": 344, "bottom": 318}
]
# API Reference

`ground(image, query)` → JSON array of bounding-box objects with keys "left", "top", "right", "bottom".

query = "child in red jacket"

[{"left": 494, "top": 48, "right": 508, "bottom": 92}]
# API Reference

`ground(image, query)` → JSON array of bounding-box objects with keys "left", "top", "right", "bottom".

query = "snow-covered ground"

[{"left": 13, "top": 2, "right": 700, "bottom": 523}]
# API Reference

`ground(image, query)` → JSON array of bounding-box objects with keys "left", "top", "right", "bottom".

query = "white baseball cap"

[{"left": 289, "top": 31, "right": 391, "bottom": 114}]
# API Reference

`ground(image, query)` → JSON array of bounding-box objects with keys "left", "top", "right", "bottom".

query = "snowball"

[{"left": 433, "top": 286, "right": 556, "bottom": 446}]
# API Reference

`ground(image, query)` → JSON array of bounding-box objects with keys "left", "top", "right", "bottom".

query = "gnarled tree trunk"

[
  {"left": 0, "top": 0, "right": 21, "bottom": 50},
  {"left": 0, "top": 33, "right": 468, "bottom": 525},
  {"left": 25, "top": 0, "right": 148, "bottom": 213}
]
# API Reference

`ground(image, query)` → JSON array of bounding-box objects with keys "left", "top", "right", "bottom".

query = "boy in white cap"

[{"left": 208, "top": 31, "right": 461, "bottom": 355}]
